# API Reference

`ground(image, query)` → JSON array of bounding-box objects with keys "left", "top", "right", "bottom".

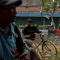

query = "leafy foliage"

[
  {"left": 44, "top": 4, "right": 50, "bottom": 12},
  {"left": 58, "top": 0, "right": 60, "bottom": 8},
  {"left": 40, "top": 0, "right": 47, "bottom": 6},
  {"left": 51, "top": 1, "right": 57, "bottom": 9},
  {"left": 40, "top": 0, "right": 58, "bottom": 12}
]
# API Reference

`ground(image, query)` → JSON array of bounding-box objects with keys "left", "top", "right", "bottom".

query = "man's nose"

[
  {"left": 13, "top": 10, "right": 17, "bottom": 15},
  {"left": 13, "top": 7, "right": 17, "bottom": 14}
]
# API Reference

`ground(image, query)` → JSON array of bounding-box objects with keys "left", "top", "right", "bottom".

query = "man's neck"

[{"left": 29, "top": 25, "right": 33, "bottom": 27}]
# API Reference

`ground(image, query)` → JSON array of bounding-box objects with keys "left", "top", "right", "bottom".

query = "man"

[
  {"left": 50, "top": 21, "right": 54, "bottom": 29},
  {"left": 23, "top": 19, "right": 42, "bottom": 40},
  {"left": 0, "top": 0, "right": 30, "bottom": 60}
]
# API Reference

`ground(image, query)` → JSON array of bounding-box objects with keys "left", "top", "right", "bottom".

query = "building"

[{"left": 16, "top": 0, "right": 60, "bottom": 29}]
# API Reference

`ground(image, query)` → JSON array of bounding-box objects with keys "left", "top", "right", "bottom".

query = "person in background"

[
  {"left": 0, "top": 0, "right": 31, "bottom": 60},
  {"left": 23, "top": 19, "right": 42, "bottom": 40},
  {"left": 50, "top": 21, "right": 54, "bottom": 29}
]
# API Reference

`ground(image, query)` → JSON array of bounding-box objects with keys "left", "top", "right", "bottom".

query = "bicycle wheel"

[
  {"left": 24, "top": 39, "right": 44, "bottom": 60},
  {"left": 42, "top": 40, "right": 57, "bottom": 54}
]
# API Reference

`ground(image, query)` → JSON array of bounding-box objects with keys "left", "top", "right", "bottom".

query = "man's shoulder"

[
  {"left": 11, "top": 22, "right": 19, "bottom": 33},
  {"left": 24, "top": 26, "right": 29, "bottom": 29},
  {"left": 11, "top": 22, "right": 19, "bottom": 29},
  {"left": 33, "top": 26, "right": 37, "bottom": 28},
  {"left": 12, "top": 22, "right": 17, "bottom": 27}
]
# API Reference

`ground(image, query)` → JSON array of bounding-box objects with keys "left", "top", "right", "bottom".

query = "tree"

[
  {"left": 51, "top": 1, "right": 57, "bottom": 10},
  {"left": 44, "top": 4, "right": 50, "bottom": 13},
  {"left": 58, "top": 0, "right": 60, "bottom": 8},
  {"left": 40, "top": 0, "right": 60, "bottom": 29},
  {"left": 40, "top": 0, "right": 47, "bottom": 6}
]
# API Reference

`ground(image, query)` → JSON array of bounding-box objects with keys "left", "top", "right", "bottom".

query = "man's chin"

[
  {"left": 13, "top": 19, "right": 16, "bottom": 22},
  {"left": 10, "top": 19, "right": 16, "bottom": 22},
  {"left": 7, "top": 19, "right": 16, "bottom": 23}
]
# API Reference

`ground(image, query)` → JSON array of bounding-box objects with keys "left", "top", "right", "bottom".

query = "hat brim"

[
  {"left": 4, "top": 0, "right": 22, "bottom": 7},
  {"left": 15, "top": 0, "right": 22, "bottom": 6}
]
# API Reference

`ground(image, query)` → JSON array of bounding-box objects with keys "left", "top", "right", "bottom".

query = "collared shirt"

[{"left": 0, "top": 23, "right": 16, "bottom": 60}]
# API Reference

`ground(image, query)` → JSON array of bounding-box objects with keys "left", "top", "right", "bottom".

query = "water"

[{"left": 22, "top": 33, "right": 60, "bottom": 60}]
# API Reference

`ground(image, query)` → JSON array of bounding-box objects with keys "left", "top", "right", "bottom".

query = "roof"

[
  {"left": 16, "top": 6, "right": 60, "bottom": 13},
  {"left": 16, "top": 13, "right": 60, "bottom": 17}
]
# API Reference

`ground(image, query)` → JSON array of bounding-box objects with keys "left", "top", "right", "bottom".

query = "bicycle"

[
  {"left": 24, "top": 33, "right": 57, "bottom": 54},
  {"left": 35, "top": 33, "right": 57, "bottom": 54}
]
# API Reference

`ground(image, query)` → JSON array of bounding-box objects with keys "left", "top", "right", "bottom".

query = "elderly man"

[{"left": 0, "top": 0, "right": 30, "bottom": 60}]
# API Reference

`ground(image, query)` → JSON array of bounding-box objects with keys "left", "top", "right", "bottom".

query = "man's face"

[
  {"left": 27, "top": 22, "right": 32, "bottom": 26},
  {"left": 0, "top": 4, "right": 17, "bottom": 23}
]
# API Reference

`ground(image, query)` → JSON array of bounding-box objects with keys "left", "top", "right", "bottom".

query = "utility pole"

[
  {"left": 51, "top": 13, "right": 55, "bottom": 30},
  {"left": 40, "top": 4, "right": 42, "bottom": 25}
]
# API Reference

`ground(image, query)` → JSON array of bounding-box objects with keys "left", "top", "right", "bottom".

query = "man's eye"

[{"left": 11, "top": 7, "right": 14, "bottom": 9}]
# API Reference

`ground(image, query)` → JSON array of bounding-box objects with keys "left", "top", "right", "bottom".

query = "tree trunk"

[{"left": 51, "top": 14, "right": 55, "bottom": 30}]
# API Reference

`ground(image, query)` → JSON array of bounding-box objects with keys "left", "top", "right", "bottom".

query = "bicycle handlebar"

[
  {"left": 31, "top": 33, "right": 45, "bottom": 37},
  {"left": 25, "top": 33, "right": 45, "bottom": 40}
]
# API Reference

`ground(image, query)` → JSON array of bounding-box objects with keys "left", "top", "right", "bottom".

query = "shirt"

[
  {"left": 23, "top": 26, "right": 41, "bottom": 40},
  {"left": 0, "top": 23, "right": 16, "bottom": 60}
]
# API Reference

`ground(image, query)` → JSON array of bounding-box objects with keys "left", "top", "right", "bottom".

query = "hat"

[
  {"left": 27, "top": 19, "right": 33, "bottom": 23},
  {"left": 0, "top": 0, "right": 22, "bottom": 6}
]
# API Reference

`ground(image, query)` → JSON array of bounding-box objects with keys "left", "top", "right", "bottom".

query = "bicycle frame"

[
  {"left": 37, "top": 34, "right": 45, "bottom": 47},
  {"left": 37, "top": 35, "right": 52, "bottom": 52},
  {"left": 25, "top": 33, "right": 45, "bottom": 47},
  {"left": 25, "top": 33, "right": 54, "bottom": 51}
]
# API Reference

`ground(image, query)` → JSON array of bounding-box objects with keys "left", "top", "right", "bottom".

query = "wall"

[
  {"left": 15, "top": 17, "right": 42, "bottom": 27},
  {"left": 20, "top": 0, "right": 52, "bottom": 6},
  {"left": 21, "top": 0, "right": 41, "bottom": 6},
  {"left": 15, "top": 17, "right": 59, "bottom": 29}
]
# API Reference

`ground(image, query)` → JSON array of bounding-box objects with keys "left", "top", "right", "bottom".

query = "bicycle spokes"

[
  {"left": 44, "top": 44, "right": 51, "bottom": 51},
  {"left": 42, "top": 40, "right": 57, "bottom": 54}
]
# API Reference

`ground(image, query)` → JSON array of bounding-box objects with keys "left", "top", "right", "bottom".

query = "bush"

[
  {"left": 38, "top": 25, "right": 51, "bottom": 29},
  {"left": 19, "top": 25, "right": 25, "bottom": 29},
  {"left": 45, "top": 25, "right": 51, "bottom": 29},
  {"left": 19, "top": 25, "right": 20, "bottom": 29},
  {"left": 34, "top": 24, "right": 37, "bottom": 26},
  {"left": 38, "top": 25, "right": 44, "bottom": 29},
  {"left": 58, "top": 25, "right": 60, "bottom": 30},
  {"left": 25, "top": 24, "right": 28, "bottom": 27}
]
